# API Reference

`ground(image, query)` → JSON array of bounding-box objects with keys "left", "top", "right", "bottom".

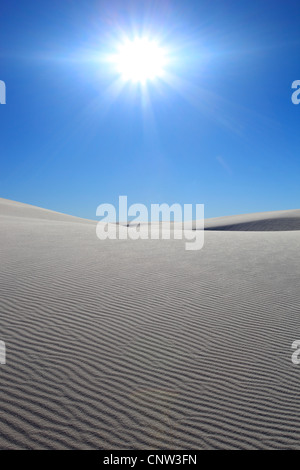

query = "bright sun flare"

[{"left": 114, "top": 37, "right": 166, "bottom": 83}]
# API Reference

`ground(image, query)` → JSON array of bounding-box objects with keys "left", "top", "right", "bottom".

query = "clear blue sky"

[{"left": 1, "top": 0, "right": 300, "bottom": 219}]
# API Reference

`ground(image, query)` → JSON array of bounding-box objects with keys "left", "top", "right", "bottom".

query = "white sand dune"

[
  {"left": 0, "top": 198, "right": 300, "bottom": 449},
  {"left": 204, "top": 209, "right": 300, "bottom": 231},
  {"left": 0, "top": 198, "right": 95, "bottom": 224}
]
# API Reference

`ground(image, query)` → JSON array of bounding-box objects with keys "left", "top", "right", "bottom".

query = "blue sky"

[{"left": 1, "top": 0, "right": 300, "bottom": 220}]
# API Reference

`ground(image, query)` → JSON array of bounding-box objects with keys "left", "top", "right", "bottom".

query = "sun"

[{"left": 114, "top": 37, "right": 167, "bottom": 83}]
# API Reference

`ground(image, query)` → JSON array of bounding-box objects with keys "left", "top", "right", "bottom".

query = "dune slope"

[
  {"left": 204, "top": 209, "right": 300, "bottom": 231},
  {"left": 0, "top": 198, "right": 95, "bottom": 224}
]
